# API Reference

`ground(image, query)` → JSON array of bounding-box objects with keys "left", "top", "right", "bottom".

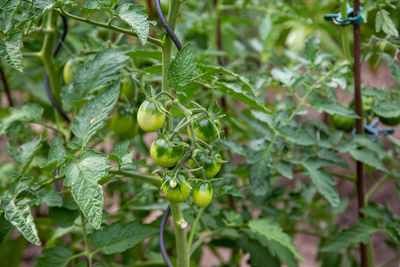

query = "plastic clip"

[{"left": 324, "top": 3, "right": 363, "bottom": 26}]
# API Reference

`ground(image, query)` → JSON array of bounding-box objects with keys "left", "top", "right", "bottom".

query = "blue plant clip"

[
  {"left": 324, "top": 3, "right": 363, "bottom": 26},
  {"left": 352, "top": 120, "right": 395, "bottom": 138}
]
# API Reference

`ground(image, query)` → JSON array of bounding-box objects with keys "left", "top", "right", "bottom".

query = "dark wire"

[
  {"left": 44, "top": 15, "right": 70, "bottom": 122},
  {"left": 154, "top": 1, "right": 184, "bottom": 265},
  {"left": 160, "top": 206, "right": 173, "bottom": 267},
  {"left": 154, "top": 0, "right": 183, "bottom": 51}
]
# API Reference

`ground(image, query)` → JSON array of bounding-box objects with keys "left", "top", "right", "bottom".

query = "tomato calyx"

[{"left": 161, "top": 173, "right": 191, "bottom": 203}]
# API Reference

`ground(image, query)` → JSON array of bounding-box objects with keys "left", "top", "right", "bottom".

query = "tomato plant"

[{"left": 0, "top": 0, "right": 400, "bottom": 267}]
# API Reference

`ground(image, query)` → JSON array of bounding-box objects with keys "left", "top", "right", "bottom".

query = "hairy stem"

[{"left": 57, "top": 8, "right": 163, "bottom": 47}]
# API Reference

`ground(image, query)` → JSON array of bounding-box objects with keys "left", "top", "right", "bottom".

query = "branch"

[
  {"left": 108, "top": 169, "right": 162, "bottom": 187},
  {"left": 56, "top": 8, "right": 163, "bottom": 47}
]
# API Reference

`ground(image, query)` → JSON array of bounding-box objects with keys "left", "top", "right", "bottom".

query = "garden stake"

[
  {"left": 353, "top": 1, "right": 367, "bottom": 266},
  {"left": 0, "top": 67, "right": 13, "bottom": 107}
]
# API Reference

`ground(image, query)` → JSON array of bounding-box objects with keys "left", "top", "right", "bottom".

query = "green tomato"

[
  {"left": 189, "top": 150, "right": 222, "bottom": 178},
  {"left": 189, "top": 118, "right": 221, "bottom": 143},
  {"left": 192, "top": 181, "right": 213, "bottom": 207},
  {"left": 150, "top": 132, "right": 185, "bottom": 168},
  {"left": 63, "top": 59, "right": 78, "bottom": 84},
  {"left": 119, "top": 77, "right": 135, "bottom": 101},
  {"left": 110, "top": 107, "right": 138, "bottom": 139},
  {"left": 350, "top": 96, "right": 374, "bottom": 114},
  {"left": 137, "top": 100, "right": 166, "bottom": 132},
  {"left": 378, "top": 115, "right": 400, "bottom": 126},
  {"left": 331, "top": 114, "right": 355, "bottom": 133},
  {"left": 162, "top": 174, "right": 191, "bottom": 202}
]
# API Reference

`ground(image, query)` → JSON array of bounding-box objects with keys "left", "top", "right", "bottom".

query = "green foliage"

[{"left": 0, "top": 0, "right": 399, "bottom": 266}]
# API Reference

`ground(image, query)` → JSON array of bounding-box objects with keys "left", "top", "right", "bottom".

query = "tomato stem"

[
  {"left": 56, "top": 8, "right": 163, "bottom": 47},
  {"left": 187, "top": 207, "right": 204, "bottom": 249}
]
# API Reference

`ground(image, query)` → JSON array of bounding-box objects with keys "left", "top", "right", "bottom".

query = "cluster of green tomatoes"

[
  {"left": 136, "top": 97, "right": 223, "bottom": 207},
  {"left": 63, "top": 59, "right": 223, "bottom": 207}
]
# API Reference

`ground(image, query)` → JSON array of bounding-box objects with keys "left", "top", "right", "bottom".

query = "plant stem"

[
  {"left": 39, "top": 12, "right": 61, "bottom": 103},
  {"left": 187, "top": 207, "right": 204, "bottom": 248},
  {"left": 56, "top": 8, "right": 163, "bottom": 47},
  {"left": 340, "top": 0, "right": 351, "bottom": 63},
  {"left": 365, "top": 176, "right": 390, "bottom": 203},
  {"left": 80, "top": 212, "right": 92, "bottom": 267},
  {"left": 170, "top": 202, "right": 189, "bottom": 267},
  {"left": 108, "top": 169, "right": 162, "bottom": 187}
]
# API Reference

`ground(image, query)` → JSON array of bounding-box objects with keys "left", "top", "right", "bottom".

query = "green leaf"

[
  {"left": 198, "top": 64, "right": 256, "bottom": 93},
  {"left": 317, "top": 103, "right": 358, "bottom": 118},
  {"left": 109, "top": 140, "right": 133, "bottom": 166},
  {"left": 116, "top": 4, "right": 150, "bottom": 45},
  {"left": 275, "top": 161, "right": 293, "bottom": 179},
  {"left": 168, "top": 44, "right": 196, "bottom": 88},
  {"left": 249, "top": 218, "right": 303, "bottom": 261},
  {"left": 0, "top": 30, "right": 23, "bottom": 72},
  {"left": 280, "top": 126, "right": 316, "bottom": 146},
  {"left": 372, "top": 99, "right": 400, "bottom": 118},
  {"left": 49, "top": 207, "right": 78, "bottom": 228},
  {"left": 70, "top": 83, "right": 119, "bottom": 149},
  {"left": 61, "top": 51, "right": 128, "bottom": 111},
  {"left": 302, "top": 161, "right": 340, "bottom": 207},
  {"left": 10, "top": 137, "right": 42, "bottom": 171},
  {"left": 1, "top": 199, "right": 40, "bottom": 245},
  {"left": 0, "top": 214, "right": 12, "bottom": 244},
  {"left": 303, "top": 36, "right": 320, "bottom": 63},
  {"left": 41, "top": 136, "right": 66, "bottom": 172},
  {"left": 375, "top": 10, "right": 398, "bottom": 37},
  {"left": 239, "top": 233, "right": 280, "bottom": 267},
  {"left": 62, "top": 150, "right": 111, "bottom": 229},
  {"left": 36, "top": 189, "right": 62, "bottom": 207},
  {"left": 0, "top": 103, "right": 43, "bottom": 135},
  {"left": 249, "top": 153, "right": 270, "bottom": 196},
  {"left": 215, "top": 81, "right": 271, "bottom": 113},
  {"left": 35, "top": 245, "right": 72, "bottom": 267},
  {"left": 348, "top": 148, "right": 387, "bottom": 173},
  {"left": 0, "top": 0, "right": 21, "bottom": 32},
  {"left": 89, "top": 221, "right": 159, "bottom": 254},
  {"left": 32, "top": 0, "right": 55, "bottom": 18},
  {"left": 321, "top": 224, "right": 378, "bottom": 252}
]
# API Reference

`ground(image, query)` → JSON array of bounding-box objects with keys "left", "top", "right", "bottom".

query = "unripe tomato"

[
  {"left": 150, "top": 132, "right": 185, "bottom": 168},
  {"left": 189, "top": 150, "right": 222, "bottom": 178},
  {"left": 189, "top": 118, "right": 221, "bottom": 143},
  {"left": 110, "top": 107, "right": 138, "bottom": 139},
  {"left": 162, "top": 174, "right": 191, "bottom": 202},
  {"left": 331, "top": 114, "right": 355, "bottom": 133},
  {"left": 63, "top": 59, "right": 78, "bottom": 84},
  {"left": 378, "top": 115, "right": 400, "bottom": 126},
  {"left": 350, "top": 96, "right": 374, "bottom": 114},
  {"left": 137, "top": 100, "right": 166, "bottom": 132},
  {"left": 192, "top": 181, "right": 213, "bottom": 207},
  {"left": 119, "top": 77, "right": 135, "bottom": 101}
]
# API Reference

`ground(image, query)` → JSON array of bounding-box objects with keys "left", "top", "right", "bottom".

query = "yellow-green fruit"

[
  {"left": 162, "top": 174, "right": 191, "bottom": 202},
  {"left": 192, "top": 181, "right": 213, "bottom": 207},
  {"left": 150, "top": 132, "right": 185, "bottom": 168},
  {"left": 189, "top": 150, "right": 222, "bottom": 178},
  {"left": 137, "top": 100, "right": 166, "bottom": 132},
  {"left": 63, "top": 59, "right": 77, "bottom": 84}
]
